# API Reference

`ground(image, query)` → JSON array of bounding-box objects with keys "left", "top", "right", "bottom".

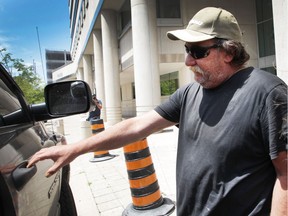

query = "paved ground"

[{"left": 61, "top": 115, "right": 178, "bottom": 216}]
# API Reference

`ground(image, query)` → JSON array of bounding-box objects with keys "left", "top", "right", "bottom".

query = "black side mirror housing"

[{"left": 44, "top": 80, "right": 92, "bottom": 116}]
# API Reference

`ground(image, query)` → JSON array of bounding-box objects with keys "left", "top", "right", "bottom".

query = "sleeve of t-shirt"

[
  {"left": 154, "top": 84, "right": 191, "bottom": 123},
  {"left": 260, "top": 83, "right": 287, "bottom": 159}
]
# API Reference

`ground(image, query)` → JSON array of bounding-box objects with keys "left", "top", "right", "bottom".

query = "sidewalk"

[{"left": 63, "top": 115, "right": 178, "bottom": 216}]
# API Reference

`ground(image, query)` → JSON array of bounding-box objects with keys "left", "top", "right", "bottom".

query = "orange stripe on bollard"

[
  {"left": 129, "top": 173, "right": 157, "bottom": 188},
  {"left": 125, "top": 156, "right": 153, "bottom": 170},
  {"left": 91, "top": 123, "right": 104, "bottom": 131},
  {"left": 132, "top": 189, "right": 162, "bottom": 208},
  {"left": 124, "top": 140, "right": 147, "bottom": 152},
  {"left": 94, "top": 150, "right": 109, "bottom": 156}
]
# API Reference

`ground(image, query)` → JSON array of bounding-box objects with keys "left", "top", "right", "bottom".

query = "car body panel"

[{"left": 0, "top": 121, "right": 62, "bottom": 215}]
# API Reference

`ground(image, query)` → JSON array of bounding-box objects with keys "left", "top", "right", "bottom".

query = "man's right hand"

[{"left": 27, "top": 144, "right": 78, "bottom": 177}]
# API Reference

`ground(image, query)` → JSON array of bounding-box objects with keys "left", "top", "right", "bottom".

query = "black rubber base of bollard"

[
  {"left": 89, "top": 154, "right": 117, "bottom": 162},
  {"left": 122, "top": 197, "right": 175, "bottom": 216}
]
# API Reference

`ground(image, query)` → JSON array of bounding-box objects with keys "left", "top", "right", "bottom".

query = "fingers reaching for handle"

[{"left": 27, "top": 145, "right": 77, "bottom": 178}]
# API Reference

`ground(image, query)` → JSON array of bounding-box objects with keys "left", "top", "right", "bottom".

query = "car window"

[{"left": 0, "top": 79, "right": 22, "bottom": 126}]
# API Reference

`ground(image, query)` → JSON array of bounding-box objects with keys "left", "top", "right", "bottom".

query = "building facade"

[
  {"left": 52, "top": 0, "right": 288, "bottom": 127},
  {"left": 45, "top": 49, "right": 72, "bottom": 83}
]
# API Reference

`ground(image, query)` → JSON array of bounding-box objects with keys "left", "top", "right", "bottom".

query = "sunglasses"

[{"left": 185, "top": 44, "right": 220, "bottom": 59}]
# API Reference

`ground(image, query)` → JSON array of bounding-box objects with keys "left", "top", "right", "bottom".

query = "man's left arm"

[{"left": 271, "top": 151, "right": 287, "bottom": 216}]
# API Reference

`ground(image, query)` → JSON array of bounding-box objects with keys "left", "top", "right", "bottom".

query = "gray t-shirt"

[{"left": 155, "top": 67, "right": 287, "bottom": 216}]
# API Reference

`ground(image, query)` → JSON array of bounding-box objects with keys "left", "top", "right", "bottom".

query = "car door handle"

[{"left": 12, "top": 161, "right": 37, "bottom": 191}]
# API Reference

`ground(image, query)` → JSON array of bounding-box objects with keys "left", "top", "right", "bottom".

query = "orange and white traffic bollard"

[
  {"left": 89, "top": 118, "right": 116, "bottom": 162},
  {"left": 122, "top": 138, "right": 175, "bottom": 215}
]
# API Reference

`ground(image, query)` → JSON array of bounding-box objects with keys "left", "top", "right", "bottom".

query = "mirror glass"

[{"left": 46, "top": 81, "right": 89, "bottom": 115}]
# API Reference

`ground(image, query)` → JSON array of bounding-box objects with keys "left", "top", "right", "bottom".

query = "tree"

[{"left": 0, "top": 48, "right": 45, "bottom": 104}]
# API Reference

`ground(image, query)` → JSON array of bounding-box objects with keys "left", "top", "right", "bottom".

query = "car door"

[{"left": 0, "top": 71, "right": 62, "bottom": 216}]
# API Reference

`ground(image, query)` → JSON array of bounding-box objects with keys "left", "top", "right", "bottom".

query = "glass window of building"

[
  {"left": 81, "top": 1, "right": 85, "bottom": 19},
  {"left": 160, "top": 72, "right": 179, "bottom": 96},
  {"left": 132, "top": 82, "right": 135, "bottom": 99},
  {"left": 156, "top": 0, "right": 181, "bottom": 18},
  {"left": 256, "top": 0, "right": 276, "bottom": 74},
  {"left": 256, "top": 0, "right": 275, "bottom": 57},
  {"left": 85, "top": 0, "right": 89, "bottom": 8},
  {"left": 120, "top": 0, "right": 131, "bottom": 31}
]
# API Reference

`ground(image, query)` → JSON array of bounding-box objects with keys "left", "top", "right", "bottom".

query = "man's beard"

[
  {"left": 189, "top": 65, "right": 207, "bottom": 85},
  {"left": 189, "top": 65, "right": 204, "bottom": 75}
]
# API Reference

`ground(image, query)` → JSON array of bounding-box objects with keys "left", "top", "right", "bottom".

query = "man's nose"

[{"left": 185, "top": 54, "right": 197, "bottom": 66}]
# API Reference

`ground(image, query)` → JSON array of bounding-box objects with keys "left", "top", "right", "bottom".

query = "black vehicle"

[{"left": 0, "top": 63, "right": 91, "bottom": 216}]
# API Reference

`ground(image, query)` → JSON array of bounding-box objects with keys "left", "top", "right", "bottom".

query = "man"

[
  {"left": 28, "top": 7, "right": 287, "bottom": 215},
  {"left": 86, "top": 94, "right": 102, "bottom": 121}
]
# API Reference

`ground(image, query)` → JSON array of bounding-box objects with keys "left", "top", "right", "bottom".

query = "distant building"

[{"left": 45, "top": 49, "right": 72, "bottom": 83}]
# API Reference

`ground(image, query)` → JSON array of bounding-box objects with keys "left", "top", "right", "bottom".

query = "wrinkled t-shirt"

[{"left": 155, "top": 67, "right": 287, "bottom": 216}]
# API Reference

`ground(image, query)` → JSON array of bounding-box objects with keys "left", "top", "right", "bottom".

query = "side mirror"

[{"left": 45, "top": 80, "right": 91, "bottom": 116}]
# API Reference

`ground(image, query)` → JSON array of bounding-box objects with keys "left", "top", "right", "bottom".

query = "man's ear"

[{"left": 223, "top": 52, "right": 234, "bottom": 63}]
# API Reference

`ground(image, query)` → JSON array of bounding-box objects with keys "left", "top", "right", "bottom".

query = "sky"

[{"left": 0, "top": 0, "right": 71, "bottom": 82}]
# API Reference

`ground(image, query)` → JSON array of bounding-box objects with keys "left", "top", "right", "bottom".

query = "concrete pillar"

[
  {"left": 272, "top": 0, "right": 288, "bottom": 83},
  {"left": 82, "top": 56, "right": 94, "bottom": 136},
  {"left": 101, "top": 10, "right": 122, "bottom": 126},
  {"left": 83, "top": 54, "right": 94, "bottom": 91},
  {"left": 77, "top": 68, "right": 84, "bottom": 80},
  {"left": 55, "top": 119, "right": 65, "bottom": 135},
  {"left": 92, "top": 30, "right": 107, "bottom": 122},
  {"left": 131, "top": 0, "right": 161, "bottom": 116}
]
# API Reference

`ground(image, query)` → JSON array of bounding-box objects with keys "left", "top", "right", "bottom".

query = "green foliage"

[
  {"left": 0, "top": 48, "right": 45, "bottom": 104},
  {"left": 160, "top": 79, "right": 178, "bottom": 96},
  {"left": 160, "top": 72, "right": 179, "bottom": 96}
]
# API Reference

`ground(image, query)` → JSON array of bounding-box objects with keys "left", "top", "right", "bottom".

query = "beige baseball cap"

[{"left": 167, "top": 7, "right": 242, "bottom": 42}]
